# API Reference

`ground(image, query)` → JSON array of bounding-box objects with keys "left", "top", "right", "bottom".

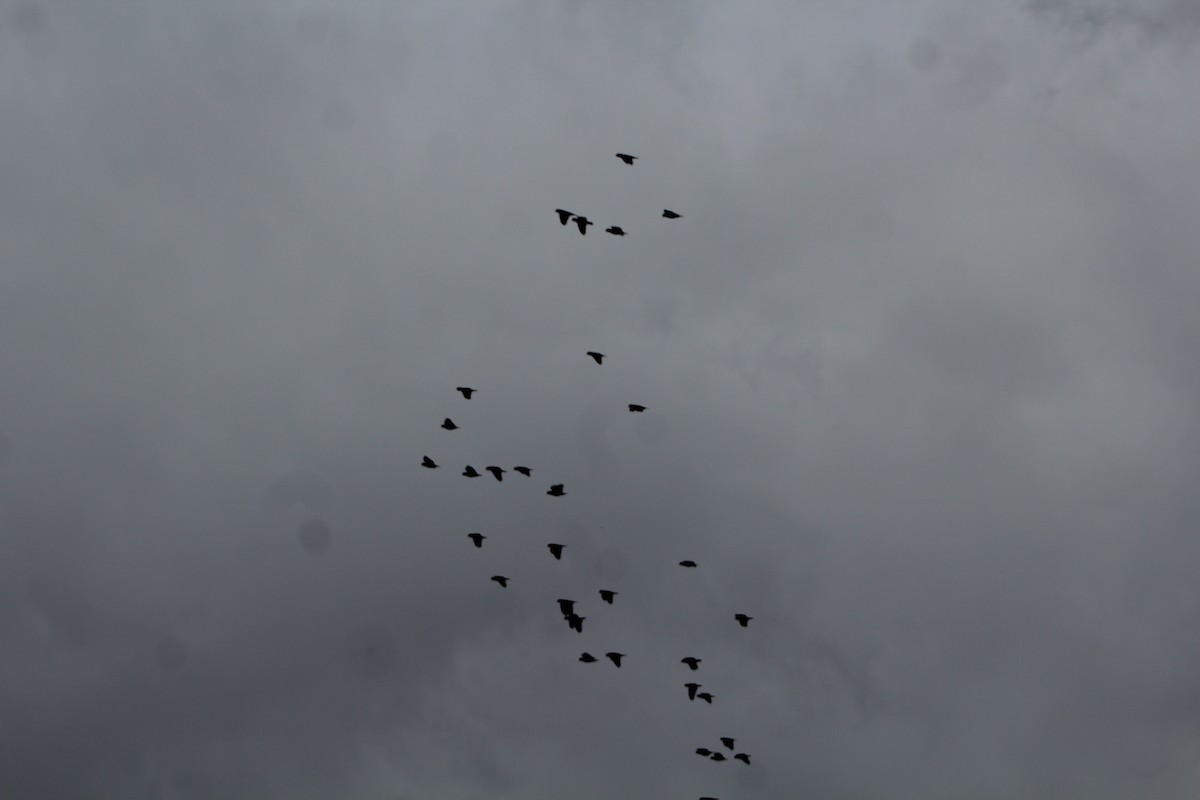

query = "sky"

[{"left": 1, "top": 1, "right": 1199, "bottom": 798}]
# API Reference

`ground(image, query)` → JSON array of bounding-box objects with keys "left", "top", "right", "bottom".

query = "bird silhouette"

[
  {"left": 734, "top": 753, "right": 751, "bottom": 765},
  {"left": 681, "top": 657, "right": 701, "bottom": 671},
  {"left": 709, "top": 752, "right": 726, "bottom": 761},
  {"left": 586, "top": 351, "right": 605, "bottom": 364},
  {"left": 547, "top": 484, "right": 566, "bottom": 497},
  {"left": 628, "top": 404, "right": 646, "bottom": 412},
  {"left": 605, "top": 652, "right": 625, "bottom": 667},
  {"left": 679, "top": 560, "right": 698, "bottom": 568},
  {"left": 547, "top": 543, "right": 565, "bottom": 560},
  {"left": 685, "top": 682, "right": 701, "bottom": 700},
  {"left": 513, "top": 466, "right": 532, "bottom": 477},
  {"left": 598, "top": 589, "right": 617, "bottom": 604},
  {"left": 557, "top": 598, "right": 576, "bottom": 616},
  {"left": 456, "top": 386, "right": 476, "bottom": 399},
  {"left": 555, "top": 208, "right": 575, "bottom": 226},
  {"left": 421, "top": 456, "right": 438, "bottom": 469},
  {"left": 663, "top": 209, "right": 683, "bottom": 219},
  {"left": 734, "top": 614, "right": 753, "bottom": 627},
  {"left": 441, "top": 418, "right": 458, "bottom": 430},
  {"left": 485, "top": 466, "right": 506, "bottom": 481},
  {"left": 579, "top": 652, "right": 597, "bottom": 663},
  {"left": 491, "top": 575, "right": 509, "bottom": 588},
  {"left": 605, "top": 226, "right": 626, "bottom": 236},
  {"left": 574, "top": 216, "right": 594, "bottom": 235},
  {"left": 697, "top": 692, "right": 714, "bottom": 704},
  {"left": 695, "top": 748, "right": 712, "bottom": 757},
  {"left": 616, "top": 153, "right": 637, "bottom": 165},
  {"left": 720, "top": 737, "right": 735, "bottom": 751},
  {"left": 462, "top": 465, "right": 481, "bottom": 478},
  {"left": 566, "top": 613, "right": 585, "bottom": 633},
  {"left": 467, "top": 533, "right": 485, "bottom": 548}
]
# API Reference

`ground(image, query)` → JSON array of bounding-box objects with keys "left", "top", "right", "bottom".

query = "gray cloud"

[{"left": 1, "top": 1, "right": 1199, "bottom": 798}]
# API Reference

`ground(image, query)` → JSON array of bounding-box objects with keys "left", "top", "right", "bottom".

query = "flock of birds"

[{"left": 421, "top": 153, "right": 750, "bottom": 800}]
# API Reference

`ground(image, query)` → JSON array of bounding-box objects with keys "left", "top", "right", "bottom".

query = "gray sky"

[{"left": 2, "top": 1, "right": 1199, "bottom": 798}]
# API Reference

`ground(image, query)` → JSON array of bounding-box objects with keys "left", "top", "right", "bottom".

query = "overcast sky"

[{"left": 2, "top": 1, "right": 1200, "bottom": 798}]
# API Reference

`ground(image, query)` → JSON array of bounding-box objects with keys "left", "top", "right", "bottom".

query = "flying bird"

[
  {"left": 566, "top": 613, "right": 585, "bottom": 633},
  {"left": 555, "top": 208, "right": 575, "bottom": 226},
  {"left": 616, "top": 153, "right": 637, "bottom": 165},
  {"left": 734, "top": 614, "right": 753, "bottom": 627},
  {"left": 679, "top": 560, "right": 698, "bottom": 568},
  {"left": 695, "top": 748, "right": 712, "bottom": 757},
  {"left": 485, "top": 466, "right": 506, "bottom": 481},
  {"left": 547, "top": 484, "right": 566, "bottom": 497},
  {"left": 605, "top": 652, "right": 625, "bottom": 667},
  {"left": 557, "top": 598, "right": 576, "bottom": 616},
  {"left": 574, "top": 215, "right": 594, "bottom": 235},
  {"left": 697, "top": 692, "right": 714, "bottom": 704},
  {"left": 720, "top": 737, "right": 735, "bottom": 751},
  {"left": 681, "top": 657, "right": 701, "bottom": 671},
  {"left": 467, "top": 533, "right": 485, "bottom": 548},
  {"left": 513, "top": 466, "right": 532, "bottom": 477},
  {"left": 421, "top": 456, "right": 438, "bottom": 469},
  {"left": 598, "top": 589, "right": 617, "bottom": 604},
  {"left": 491, "top": 575, "right": 509, "bottom": 588},
  {"left": 547, "top": 543, "right": 565, "bottom": 560},
  {"left": 685, "top": 682, "right": 701, "bottom": 701},
  {"left": 462, "top": 465, "right": 481, "bottom": 478},
  {"left": 628, "top": 404, "right": 646, "bottom": 412},
  {"left": 662, "top": 209, "right": 683, "bottom": 219},
  {"left": 709, "top": 752, "right": 726, "bottom": 761},
  {"left": 734, "top": 753, "right": 751, "bottom": 765},
  {"left": 441, "top": 418, "right": 458, "bottom": 430},
  {"left": 586, "top": 351, "right": 605, "bottom": 364},
  {"left": 579, "top": 652, "right": 597, "bottom": 663},
  {"left": 456, "top": 386, "right": 476, "bottom": 399},
  {"left": 605, "top": 226, "right": 626, "bottom": 236}
]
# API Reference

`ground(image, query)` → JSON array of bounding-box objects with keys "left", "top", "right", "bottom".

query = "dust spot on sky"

[
  {"left": 323, "top": 97, "right": 357, "bottom": 131},
  {"left": 297, "top": 516, "right": 333, "bottom": 554},
  {"left": 908, "top": 37, "right": 941, "bottom": 72},
  {"left": 346, "top": 626, "right": 397, "bottom": 678},
  {"left": 10, "top": 3, "right": 45, "bottom": 36}
]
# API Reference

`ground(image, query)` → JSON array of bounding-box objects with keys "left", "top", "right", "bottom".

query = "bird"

[
  {"left": 547, "top": 484, "right": 566, "bottom": 497},
  {"left": 605, "top": 652, "right": 625, "bottom": 667},
  {"left": 421, "top": 456, "right": 438, "bottom": 469},
  {"left": 557, "top": 598, "right": 576, "bottom": 616},
  {"left": 513, "top": 466, "right": 532, "bottom": 477},
  {"left": 441, "top": 418, "right": 458, "bottom": 430},
  {"left": 685, "top": 682, "right": 701, "bottom": 701},
  {"left": 566, "top": 613, "right": 585, "bottom": 633},
  {"left": 586, "top": 351, "right": 605, "bottom": 364},
  {"left": 456, "top": 386, "right": 476, "bottom": 399},
  {"left": 555, "top": 208, "right": 575, "bottom": 226},
  {"left": 616, "top": 153, "right": 637, "bottom": 165},
  {"left": 467, "top": 533, "right": 485, "bottom": 548},
  {"left": 628, "top": 404, "right": 646, "bottom": 412},
  {"left": 485, "top": 466, "right": 506, "bottom": 481},
  {"left": 710, "top": 752, "right": 726, "bottom": 762},
  {"left": 598, "top": 589, "right": 617, "bottom": 604},
  {"left": 579, "top": 652, "right": 597, "bottom": 663},
  {"left": 734, "top": 614, "right": 753, "bottom": 627},
  {"left": 679, "top": 560, "right": 698, "bottom": 568},
  {"left": 663, "top": 209, "right": 683, "bottom": 219},
  {"left": 462, "top": 465, "right": 480, "bottom": 478},
  {"left": 605, "top": 226, "right": 626, "bottom": 236},
  {"left": 491, "top": 575, "right": 509, "bottom": 588},
  {"left": 697, "top": 692, "right": 714, "bottom": 704},
  {"left": 695, "top": 748, "right": 712, "bottom": 757},
  {"left": 547, "top": 543, "right": 565, "bottom": 560},
  {"left": 720, "top": 737, "right": 735, "bottom": 751},
  {"left": 734, "top": 753, "right": 751, "bottom": 765},
  {"left": 573, "top": 215, "right": 594, "bottom": 235},
  {"left": 681, "top": 657, "right": 701, "bottom": 671}
]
